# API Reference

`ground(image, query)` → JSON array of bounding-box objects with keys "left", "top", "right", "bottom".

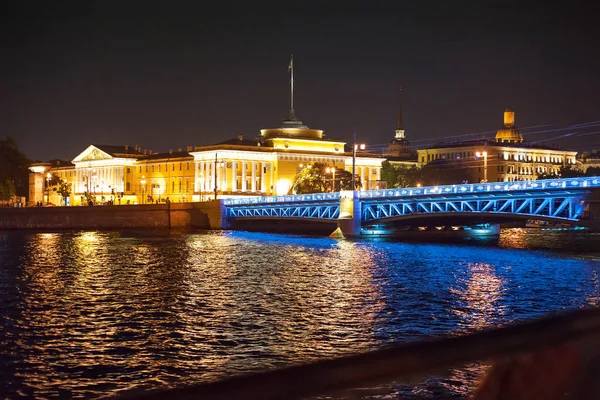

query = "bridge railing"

[
  {"left": 224, "top": 192, "right": 340, "bottom": 206},
  {"left": 360, "top": 176, "right": 600, "bottom": 200},
  {"left": 223, "top": 177, "right": 600, "bottom": 206}
]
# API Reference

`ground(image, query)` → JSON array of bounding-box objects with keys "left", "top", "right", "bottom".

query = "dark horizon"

[{"left": 3, "top": 1, "right": 600, "bottom": 161}]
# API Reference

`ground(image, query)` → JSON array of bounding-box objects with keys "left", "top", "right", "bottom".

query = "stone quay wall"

[{"left": 0, "top": 201, "right": 225, "bottom": 230}]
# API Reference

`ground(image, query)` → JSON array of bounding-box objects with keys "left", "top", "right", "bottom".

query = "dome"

[
  {"left": 260, "top": 119, "right": 324, "bottom": 140},
  {"left": 495, "top": 108, "right": 523, "bottom": 143},
  {"left": 495, "top": 127, "right": 523, "bottom": 143}
]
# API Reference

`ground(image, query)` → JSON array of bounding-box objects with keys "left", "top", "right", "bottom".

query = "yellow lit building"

[
  {"left": 29, "top": 119, "right": 384, "bottom": 205},
  {"left": 417, "top": 109, "right": 578, "bottom": 183}
]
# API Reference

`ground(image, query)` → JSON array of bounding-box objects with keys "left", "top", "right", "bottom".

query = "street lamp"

[
  {"left": 45, "top": 172, "right": 51, "bottom": 205},
  {"left": 352, "top": 133, "right": 366, "bottom": 191},
  {"left": 140, "top": 176, "right": 146, "bottom": 204},
  {"left": 326, "top": 167, "right": 336, "bottom": 192},
  {"left": 476, "top": 151, "right": 488, "bottom": 183}
]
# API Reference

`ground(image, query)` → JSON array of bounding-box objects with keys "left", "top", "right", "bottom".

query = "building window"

[
  {"left": 172, "top": 181, "right": 175, "bottom": 191},
  {"left": 186, "top": 162, "right": 190, "bottom": 170},
  {"left": 139, "top": 166, "right": 142, "bottom": 173},
  {"left": 146, "top": 166, "right": 148, "bottom": 173},
  {"left": 422, "top": 156, "right": 425, "bottom": 162},
  {"left": 179, "top": 163, "right": 182, "bottom": 171},
  {"left": 179, "top": 180, "right": 182, "bottom": 192},
  {"left": 172, "top": 164, "right": 175, "bottom": 171},
  {"left": 126, "top": 182, "right": 130, "bottom": 191},
  {"left": 127, "top": 167, "right": 131, "bottom": 173},
  {"left": 152, "top": 165, "right": 154, "bottom": 172},
  {"left": 159, "top": 165, "right": 161, "bottom": 172}
]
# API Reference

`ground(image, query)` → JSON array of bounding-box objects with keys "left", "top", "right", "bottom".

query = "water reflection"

[
  {"left": 451, "top": 262, "right": 506, "bottom": 330},
  {"left": 0, "top": 229, "right": 599, "bottom": 399}
]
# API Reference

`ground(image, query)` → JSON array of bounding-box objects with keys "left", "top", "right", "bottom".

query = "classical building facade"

[
  {"left": 416, "top": 109, "right": 578, "bottom": 183},
  {"left": 29, "top": 119, "right": 384, "bottom": 206}
]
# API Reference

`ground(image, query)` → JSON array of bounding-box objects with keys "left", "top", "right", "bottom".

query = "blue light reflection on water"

[{"left": 0, "top": 229, "right": 599, "bottom": 399}]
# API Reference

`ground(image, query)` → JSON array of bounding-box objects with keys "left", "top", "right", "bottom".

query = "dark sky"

[{"left": 2, "top": 1, "right": 600, "bottom": 161}]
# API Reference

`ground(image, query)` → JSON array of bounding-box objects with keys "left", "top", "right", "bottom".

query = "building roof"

[
  {"left": 217, "top": 137, "right": 261, "bottom": 146},
  {"left": 421, "top": 139, "right": 574, "bottom": 152},
  {"left": 137, "top": 151, "right": 193, "bottom": 161},
  {"left": 92, "top": 144, "right": 144, "bottom": 157}
]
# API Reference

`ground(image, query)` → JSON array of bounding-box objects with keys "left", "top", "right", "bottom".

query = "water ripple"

[{"left": 0, "top": 229, "right": 599, "bottom": 398}]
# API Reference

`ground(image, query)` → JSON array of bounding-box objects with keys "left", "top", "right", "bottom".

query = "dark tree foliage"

[
  {"left": 380, "top": 161, "right": 423, "bottom": 188},
  {"left": 536, "top": 166, "right": 599, "bottom": 180},
  {"left": 48, "top": 173, "right": 72, "bottom": 206},
  {"left": 420, "top": 159, "right": 473, "bottom": 186},
  {"left": 289, "top": 163, "right": 355, "bottom": 194},
  {"left": 0, "top": 137, "right": 31, "bottom": 200}
]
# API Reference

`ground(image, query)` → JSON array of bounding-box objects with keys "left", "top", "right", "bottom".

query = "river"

[{"left": 1, "top": 228, "right": 599, "bottom": 399}]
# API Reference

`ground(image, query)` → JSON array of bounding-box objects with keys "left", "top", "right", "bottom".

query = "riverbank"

[{"left": 0, "top": 202, "right": 225, "bottom": 230}]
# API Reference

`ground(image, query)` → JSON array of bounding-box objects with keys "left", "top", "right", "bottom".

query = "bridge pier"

[
  {"left": 581, "top": 188, "right": 600, "bottom": 232},
  {"left": 337, "top": 191, "right": 362, "bottom": 237}
]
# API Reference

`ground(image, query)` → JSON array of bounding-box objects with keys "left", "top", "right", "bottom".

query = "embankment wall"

[{"left": 0, "top": 201, "right": 224, "bottom": 230}]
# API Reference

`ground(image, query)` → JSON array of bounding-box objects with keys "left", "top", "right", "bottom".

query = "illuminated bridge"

[{"left": 223, "top": 177, "right": 600, "bottom": 236}]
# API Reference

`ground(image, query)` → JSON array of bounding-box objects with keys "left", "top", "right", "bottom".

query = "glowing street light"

[
  {"left": 352, "top": 133, "right": 366, "bottom": 191},
  {"left": 326, "top": 166, "right": 336, "bottom": 192},
  {"left": 476, "top": 151, "right": 488, "bottom": 183}
]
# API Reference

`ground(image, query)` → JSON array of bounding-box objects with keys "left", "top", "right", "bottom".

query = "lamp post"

[
  {"left": 326, "top": 167, "right": 336, "bottom": 192},
  {"left": 352, "top": 133, "right": 366, "bottom": 191},
  {"left": 476, "top": 151, "right": 488, "bottom": 183},
  {"left": 45, "top": 172, "right": 51, "bottom": 205},
  {"left": 214, "top": 153, "right": 218, "bottom": 200},
  {"left": 140, "top": 176, "right": 146, "bottom": 204}
]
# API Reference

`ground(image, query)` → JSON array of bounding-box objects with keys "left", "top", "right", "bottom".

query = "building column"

[
  {"left": 222, "top": 162, "right": 228, "bottom": 193},
  {"left": 231, "top": 160, "right": 237, "bottom": 192},
  {"left": 376, "top": 167, "right": 381, "bottom": 182},
  {"left": 194, "top": 162, "right": 199, "bottom": 193},
  {"left": 242, "top": 161, "right": 247, "bottom": 191},
  {"left": 360, "top": 166, "right": 366, "bottom": 189},
  {"left": 251, "top": 161, "right": 257, "bottom": 192},
  {"left": 269, "top": 162, "right": 274, "bottom": 194},
  {"left": 260, "top": 162, "right": 266, "bottom": 192},
  {"left": 203, "top": 162, "right": 209, "bottom": 192}
]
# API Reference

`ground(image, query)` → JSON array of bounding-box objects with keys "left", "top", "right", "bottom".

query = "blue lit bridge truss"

[
  {"left": 361, "top": 191, "right": 586, "bottom": 222},
  {"left": 226, "top": 192, "right": 340, "bottom": 222},
  {"left": 224, "top": 177, "right": 600, "bottom": 224}
]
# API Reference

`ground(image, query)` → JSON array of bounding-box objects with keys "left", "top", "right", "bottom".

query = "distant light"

[
  {"left": 276, "top": 179, "right": 291, "bottom": 196},
  {"left": 416, "top": 183, "right": 422, "bottom": 187}
]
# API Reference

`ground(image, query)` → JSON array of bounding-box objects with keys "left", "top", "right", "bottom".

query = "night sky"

[{"left": 3, "top": 1, "right": 600, "bottom": 161}]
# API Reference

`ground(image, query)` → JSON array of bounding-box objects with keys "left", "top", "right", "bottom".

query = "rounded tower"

[{"left": 495, "top": 108, "right": 523, "bottom": 143}]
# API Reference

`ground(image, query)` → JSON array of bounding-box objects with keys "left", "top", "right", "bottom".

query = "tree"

[
  {"left": 289, "top": 163, "right": 355, "bottom": 194},
  {"left": 420, "top": 159, "right": 473, "bottom": 186},
  {"left": 0, "top": 137, "right": 30, "bottom": 200},
  {"left": 380, "top": 161, "right": 424, "bottom": 188},
  {"left": 537, "top": 166, "right": 584, "bottom": 180},
  {"left": 47, "top": 173, "right": 71, "bottom": 205}
]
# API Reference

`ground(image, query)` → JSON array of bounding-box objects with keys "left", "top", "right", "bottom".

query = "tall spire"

[
  {"left": 395, "top": 86, "right": 405, "bottom": 140},
  {"left": 288, "top": 54, "right": 296, "bottom": 121}
]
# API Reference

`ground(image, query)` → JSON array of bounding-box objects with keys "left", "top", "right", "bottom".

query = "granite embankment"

[{"left": 0, "top": 201, "right": 226, "bottom": 230}]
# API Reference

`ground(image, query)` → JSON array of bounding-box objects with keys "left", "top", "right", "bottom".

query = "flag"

[{"left": 288, "top": 55, "right": 293, "bottom": 72}]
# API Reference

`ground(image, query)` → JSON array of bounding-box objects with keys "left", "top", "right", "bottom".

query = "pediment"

[{"left": 72, "top": 145, "right": 113, "bottom": 163}]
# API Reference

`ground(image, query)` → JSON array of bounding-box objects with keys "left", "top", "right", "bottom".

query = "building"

[
  {"left": 29, "top": 119, "right": 383, "bottom": 206},
  {"left": 416, "top": 109, "right": 578, "bottom": 183},
  {"left": 577, "top": 150, "right": 600, "bottom": 174}
]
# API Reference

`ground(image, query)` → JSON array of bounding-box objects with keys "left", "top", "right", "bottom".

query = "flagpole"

[{"left": 289, "top": 54, "right": 295, "bottom": 120}]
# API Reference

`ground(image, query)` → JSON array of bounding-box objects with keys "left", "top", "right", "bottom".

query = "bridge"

[{"left": 223, "top": 177, "right": 600, "bottom": 236}]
